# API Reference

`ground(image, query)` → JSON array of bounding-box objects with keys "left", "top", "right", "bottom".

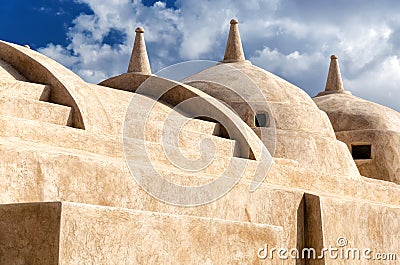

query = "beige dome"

[
  {"left": 314, "top": 93, "right": 400, "bottom": 132},
  {"left": 2, "top": 21, "right": 400, "bottom": 264},
  {"left": 185, "top": 61, "right": 360, "bottom": 179},
  {"left": 314, "top": 55, "right": 400, "bottom": 183},
  {"left": 179, "top": 21, "right": 359, "bottom": 179}
]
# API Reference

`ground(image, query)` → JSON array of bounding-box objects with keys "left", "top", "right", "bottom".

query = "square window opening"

[
  {"left": 255, "top": 113, "right": 269, "bottom": 127},
  {"left": 351, "top": 144, "right": 371, "bottom": 160}
]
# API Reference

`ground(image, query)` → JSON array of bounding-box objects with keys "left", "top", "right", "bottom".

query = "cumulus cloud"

[
  {"left": 39, "top": 0, "right": 181, "bottom": 82},
  {"left": 345, "top": 56, "right": 400, "bottom": 111},
  {"left": 38, "top": 0, "right": 400, "bottom": 111},
  {"left": 250, "top": 48, "right": 326, "bottom": 96}
]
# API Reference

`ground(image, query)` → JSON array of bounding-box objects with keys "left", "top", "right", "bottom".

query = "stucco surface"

[
  {"left": 0, "top": 41, "right": 112, "bottom": 132},
  {"left": 184, "top": 61, "right": 361, "bottom": 180},
  {"left": 314, "top": 93, "right": 400, "bottom": 132},
  {"left": 320, "top": 197, "right": 400, "bottom": 264},
  {"left": 60, "top": 202, "right": 283, "bottom": 264},
  {"left": 336, "top": 130, "right": 400, "bottom": 183},
  {"left": 314, "top": 86, "right": 400, "bottom": 184},
  {"left": 0, "top": 26, "right": 399, "bottom": 264},
  {"left": 0, "top": 59, "right": 27, "bottom": 81},
  {"left": 0, "top": 202, "right": 283, "bottom": 265},
  {"left": 0, "top": 79, "right": 50, "bottom": 100},
  {"left": 0, "top": 202, "right": 61, "bottom": 265}
]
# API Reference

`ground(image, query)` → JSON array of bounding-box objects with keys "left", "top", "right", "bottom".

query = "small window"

[
  {"left": 351, "top": 144, "right": 372, "bottom": 160},
  {"left": 255, "top": 113, "right": 269, "bottom": 127}
]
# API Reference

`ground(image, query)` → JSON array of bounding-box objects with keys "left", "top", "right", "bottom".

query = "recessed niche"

[
  {"left": 351, "top": 144, "right": 372, "bottom": 160},
  {"left": 255, "top": 113, "right": 270, "bottom": 127}
]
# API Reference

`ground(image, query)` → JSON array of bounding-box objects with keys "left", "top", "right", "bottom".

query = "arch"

[
  {"left": 0, "top": 41, "right": 113, "bottom": 133},
  {"left": 104, "top": 73, "right": 269, "bottom": 158}
]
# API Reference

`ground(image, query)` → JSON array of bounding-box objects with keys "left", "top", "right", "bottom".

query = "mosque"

[{"left": 0, "top": 18, "right": 399, "bottom": 264}]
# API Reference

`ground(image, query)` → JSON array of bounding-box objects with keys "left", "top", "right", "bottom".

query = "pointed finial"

[
  {"left": 127, "top": 27, "right": 151, "bottom": 74},
  {"left": 222, "top": 19, "right": 245, "bottom": 63},
  {"left": 315, "top": 55, "right": 351, "bottom": 97},
  {"left": 325, "top": 54, "right": 344, "bottom": 93}
]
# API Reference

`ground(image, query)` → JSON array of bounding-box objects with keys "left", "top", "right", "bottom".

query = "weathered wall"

[
  {"left": 0, "top": 202, "right": 61, "bottom": 265},
  {"left": 336, "top": 130, "right": 400, "bottom": 184},
  {"left": 0, "top": 202, "right": 284, "bottom": 265}
]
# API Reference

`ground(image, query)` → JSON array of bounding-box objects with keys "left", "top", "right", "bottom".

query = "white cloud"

[
  {"left": 39, "top": 0, "right": 181, "bottom": 83},
  {"left": 251, "top": 48, "right": 324, "bottom": 76},
  {"left": 38, "top": 0, "right": 400, "bottom": 111},
  {"left": 345, "top": 56, "right": 400, "bottom": 111},
  {"left": 38, "top": 43, "right": 79, "bottom": 66}
]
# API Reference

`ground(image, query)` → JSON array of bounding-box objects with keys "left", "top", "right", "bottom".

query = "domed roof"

[
  {"left": 314, "top": 55, "right": 400, "bottom": 132},
  {"left": 314, "top": 93, "right": 400, "bottom": 132},
  {"left": 0, "top": 38, "right": 273, "bottom": 206},
  {"left": 183, "top": 21, "right": 361, "bottom": 180},
  {"left": 185, "top": 61, "right": 336, "bottom": 137},
  {"left": 3, "top": 25, "right": 400, "bottom": 264},
  {"left": 313, "top": 55, "right": 400, "bottom": 184}
]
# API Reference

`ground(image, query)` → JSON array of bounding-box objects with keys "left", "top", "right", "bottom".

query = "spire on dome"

[
  {"left": 127, "top": 27, "right": 151, "bottom": 74},
  {"left": 222, "top": 19, "right": 245, "bottom": 63},
  {"left": 325, "top": 55, "right": 344, "bottom": 93},
  {"left": 316, "top": 55, "right": 351, "bottom": 97}
]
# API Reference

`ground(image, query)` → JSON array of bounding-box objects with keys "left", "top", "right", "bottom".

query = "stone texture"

[
  {"left": 319, "top": 197, "right": 400, "bottom": 264},
  {"left": 0, "top": 202, "right": 283, "bottom": 265},
  {"left": 128, "top": 27, "right": 151, "bottom": 74},
  {"left": 0, "top": 202, "right": 61, "bottom": 265},
  {"left": 0, "top": 59, "right": 27, "bottom": 81},
  {"left": 222, "top": 19, "right": 245, "bottom": 63},
  {"left": 314, "top": 93, "right": 400, "bottom": 132},
  {"left": 314, "top": 58, "right": 400, "bottom": 184},
  {"left": 184, "top": 60, "right": 361, "bottom": 179},
  {"left": 0, "top": 40, "right": 113, "bottom": 132},
  {"left": 0, "top": 21, "right": 399, "bottom": 264},
  {"left": 0, "top": 79, "right": 50, "bottom": 101},
  {"left": 60, "top": 202, "right": 283, "bottom": 264},
  {"left": 0, "top": 96, "right": 72, "bottom": 126},
  {"left": 336, "top": 130, "right": 400, "bottom": 183},
  {"left": 1, "top": 136, "right": 400, "bottom": 261},
  {"left": 316, "top": 55, "right": 350, "bottom": 96}
]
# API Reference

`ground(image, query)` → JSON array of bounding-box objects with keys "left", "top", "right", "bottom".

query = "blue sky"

[
  {"left": 0, "top": 1, "right": 90, "bottom": 49},
  {"left": 1, "top": 0, "right": 399, "bottom": 111}
]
